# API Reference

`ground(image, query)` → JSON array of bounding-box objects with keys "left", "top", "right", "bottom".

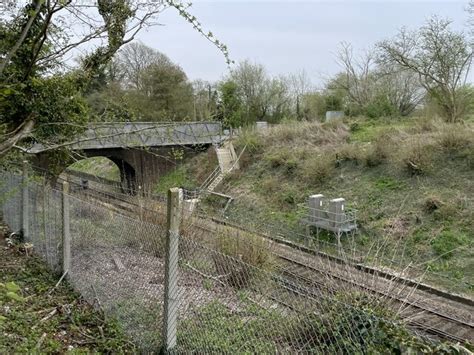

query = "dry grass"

[
  {"left": 217, "top": 117, "right": 474, "bottom": 294},
  {"left": 397, "top": 139, "right": 436, "bottom": 175},
  {"left": 213, "top": 228, "right": 275, "bottom": 289},
  {"left": 260, "top": 120, "right": 349, "bottom": 148},
  {"left": 302, "top": 153, "right": 335, "bottom": 184}
]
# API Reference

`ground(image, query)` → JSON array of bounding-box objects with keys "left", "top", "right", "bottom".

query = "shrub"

[
  {"left": 364, "top": 129, "right": 397, "bottom": 167},
  {"left": 423, "top": 196, "right": 443, "bottom": 213},
  {"left": 436, "top": 124, "right": 473, "bottom": 154},
  {"left": 398, "top": 140, "right": 436, "bottom": 175},
  {"left": 364, "top": 95, "right": 398, "bottom": 119},
  {"left": 302, "top": 153, "right": 334, "bottom": 185},
  {"left": 213, "top": 230, "right": 275, "bottom": 289},
  {"left": 286, "top": 292, "right": 427, "bottom": 353},
  {"left": 411, "top": 116, "right": 442, "bottom": 134},
  {"left": 431, "top": 231, "right": 468, "bottom": 259},
  {"left": 235, "top": 128, "right": 263, "bottom": 155},
  {"left": 264, "top": 120, "right": 349, "bottom": 147},
  {"left": 334, "top": 144, "right": 366, "bottom": 166},
  {"left": 264, "top": 148, "right": 298, "bottom": 175}
]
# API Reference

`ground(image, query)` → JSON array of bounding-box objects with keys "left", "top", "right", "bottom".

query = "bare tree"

[
  {"left": 377, "top": 65, "right": 425, "bottom": 116},
  {"left": 114, "top": 42, "right": 173, "bottom": 91},
  {"left": 335, "top": 42, "right": 376, "bottom": 110},
  {"left": 228, "top": 60, "right": 291, "bottom": 123},
  {"left": 288, "top": 70, "right": 313, "bottom": 118},
  {"left": 378, "top": 17, "right": 473, "bottom": 122}
]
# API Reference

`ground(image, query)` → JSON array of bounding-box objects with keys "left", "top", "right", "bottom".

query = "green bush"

[
  {"left": 286, "top": 292, "right": 430, "bottom": 353},
  {"left": 364, "top": 95, "right": 398, "bottom": 119},
  {"left": 334, "top": 144, "right": 366, "bottom": 165},
  {"left": 431, "top": 231, "right": 468, "bottom": 259}
]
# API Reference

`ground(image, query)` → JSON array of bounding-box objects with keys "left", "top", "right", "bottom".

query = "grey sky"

[{"left": 137, "top": 1, "right": 469, "bottom": 86}]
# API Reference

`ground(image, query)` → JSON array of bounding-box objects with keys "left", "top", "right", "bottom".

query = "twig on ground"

[
  {"left": 91, "top": 285, "right": 107, "bottom": 321},
  {"left": 32, "top": 308, "right": 58, "bottom": 329},
  {"left": 185, "top": 262, "right": 225, "bottom": 286},
  {"left": 47, "top": 270, "right": 68, "bottom": 296},
  {"left": 35, "top": 332, "right": 47, "bottom": 350}
]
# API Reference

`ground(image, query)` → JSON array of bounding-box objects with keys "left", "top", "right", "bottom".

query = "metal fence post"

[
  {"left": 21, "top": 160, "right": 29, "bottom": 239},
  {"left": 162, "top": 187, "right": 183, "bottom": 352},
  {"left": 62, "top": 181, "right": 71, "bottom": 274}
]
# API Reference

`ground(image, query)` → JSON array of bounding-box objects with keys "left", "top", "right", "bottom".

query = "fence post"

[
  {"left": 162, "top": 187, "right": 183, "bottom": 352},
  {"left": 21, "top": 160, "right": 29, "bottom": 239},
  {"left": 62, "top": 181, "right": 71, "bottom": 274}
]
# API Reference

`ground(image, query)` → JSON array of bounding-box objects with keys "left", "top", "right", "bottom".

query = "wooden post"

[
  {"left": 162, "top": 187, "right": 183, "bottom": 351},
  {"left": 62, "top": 181, "right": 71, "bottom": 274},
  {"left": 21, "top": 160, "right": 29, "bottom": 239}
]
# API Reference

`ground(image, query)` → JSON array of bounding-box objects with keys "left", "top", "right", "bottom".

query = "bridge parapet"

[{"left": 30, "top": 121, "right": 224, "bottom": 153}]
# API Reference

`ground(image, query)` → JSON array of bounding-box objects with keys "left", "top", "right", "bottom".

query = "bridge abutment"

[{"left": 33, "top": 146, "right": 203, "bottom": 195}]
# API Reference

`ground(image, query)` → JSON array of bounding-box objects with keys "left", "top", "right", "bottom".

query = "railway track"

[
  {"left": 66, "top": 179, "right": 474, "bottom": 345},
  {"left": 277, "top": 254, "right": 474, "bottom": 344}
]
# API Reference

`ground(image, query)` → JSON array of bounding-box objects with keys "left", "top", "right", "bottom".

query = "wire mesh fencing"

[
  {"left": 173, "top": 211, "right": 438, "bottom": 353},
  {"left": 0, "top": 168, "right": 444, "bottom": 353}
]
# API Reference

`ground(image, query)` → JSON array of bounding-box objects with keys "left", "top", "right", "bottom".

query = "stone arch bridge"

[{"left": 30, "top": 122, "right": 227, "bottom": 194}]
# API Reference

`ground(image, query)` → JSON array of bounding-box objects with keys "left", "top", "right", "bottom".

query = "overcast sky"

[{"left": 136, "top": 0, "right": 469, "bottom": 87}]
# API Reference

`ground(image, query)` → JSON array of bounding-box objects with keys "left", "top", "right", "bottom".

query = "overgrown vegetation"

[
  {"left": 213, "top": 229, "right": 275, "bottom": 289},
  {"left": 0, "top": 230, "right": 135, "bottom": 353},
  {"left": 202, "top": 118, "right": 474, "bottom": 294},
  {"left": 177, "top": 293, "right": 465, "bottom": 353}
]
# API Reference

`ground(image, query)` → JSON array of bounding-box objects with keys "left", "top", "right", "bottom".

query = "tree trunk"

[{"left": 0, "top": 117, "right": 36, "bottom": 158}]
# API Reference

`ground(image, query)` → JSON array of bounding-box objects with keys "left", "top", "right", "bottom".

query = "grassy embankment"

[
  {"left": 68, "top": 157, "right": 121, "bottom": 181},
  {"left": 189, "top": 117, "right": 473, "bottom": 294},
  {"left": 0, "top": 229, "right": 135, "bottom": 353},
  {"left": 68, "top": 117, "right": 473, "bottom": 294}
]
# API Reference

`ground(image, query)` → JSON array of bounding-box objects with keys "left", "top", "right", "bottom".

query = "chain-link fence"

[{"left": 0, "top": 167, "right": 447, "bottom": 352}]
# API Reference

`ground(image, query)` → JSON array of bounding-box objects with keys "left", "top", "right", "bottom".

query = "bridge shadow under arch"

[{"left": 63, "top": 156, "right": 138, "bottom": 195}]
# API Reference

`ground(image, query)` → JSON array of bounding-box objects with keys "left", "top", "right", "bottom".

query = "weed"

[
  {"left": 177, "top": 301, "right": 282, "bottom": 352},
  {"left": 154, "top": 166, "right": 195, "bottom": 193},
  {"left": 0, "top": 240, "right": 135, "bottom": 353},
  {"left": 423, "top": 196, "right": 444, "bottom": 213},
  {"left": 235, "top": 127, "right": 263, "bottom": 155},
  {"left": 431, "top": 231, "right": 468, "bottom": 259},
  {"left": 436, "top": 126, "right": 470, "bottom": 151},
  {"left": 112, "top": 297, "right": 162, "bottom": 351},
  {"left": 364, "top": 128, "right": 398, "bottom": 167},
  {"left": 375, "top": 177, "right": 405, "bottom": 191},
  {"left": 263, "top": 120, "right": 349, "bottom": 147},
  {"left": 213, "top": 230, "right": 275, "bottom": 289},
  {"left": 203, "top": 278, "right": 214, "bottom": 291}
]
